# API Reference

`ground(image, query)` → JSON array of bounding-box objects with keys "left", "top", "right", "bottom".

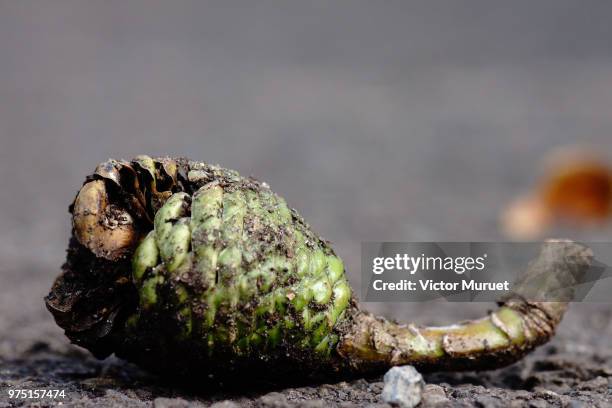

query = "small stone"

[
  {"left": 513, "top": 390, "right": 531, "bottom": 400},
  {"left": 532, "top": 388, "right": 560, "bottom": 402},
  {"left": 576, "top": 376, "right": 607, "bottom": 391},
  {"left": 79, "top": 377, "right": 121, "bottom": 391},
  {"left": 351, "top": 379, "right": 369, "bottom": 391},
  {"left": 258, "top": 392, "right": 290, "bottom": 408},
  {"left": 298, "top": 401, "right": 327, "bottom": 408},
  {"left": 104, "top": 390, "right": 149, "bottom": 407},
  {"left": 381, "top": 366, "right": 424, "bottom": 408},
  {"left": 209, "top": 401, "right": 241, "bottom": 408},
  {"left": 153, "top": 397, "right": 190, "bottom": 408},
  {"left": 567, "top": 400, "right": 588, "bottom": 408},
  {"left": 421, "top": 384, "right": 449, "bottom": 407},
  {"left": 474, "top": 395, "right": 505, "bottom": 408},
  {"left": 451, "top": 388, "right": 471, "bottom": 399},
  {"left": 317, "top": 386, "right": 332, "bottom": 397},
  {"left": 369, "top": 381, "right": 384, "bottom": 393},
  {"left": 527, "top": 400, "right": 548, "bottom": 408}
]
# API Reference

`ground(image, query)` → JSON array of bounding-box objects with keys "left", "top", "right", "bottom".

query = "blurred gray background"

[{"left": 2, "top": 1, "right": 612, "bottom": 349}]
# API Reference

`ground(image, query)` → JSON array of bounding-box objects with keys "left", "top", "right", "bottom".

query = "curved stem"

[{"left": 338, "top": 241, "right": 592, "bottom": 372}]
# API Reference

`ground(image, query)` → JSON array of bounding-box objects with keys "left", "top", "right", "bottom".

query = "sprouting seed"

[{"left": 46, "top": 156, "right": 592, "bottom": 381}]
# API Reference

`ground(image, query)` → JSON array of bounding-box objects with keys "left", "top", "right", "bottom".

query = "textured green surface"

[{"left": 129, "top": 159, "right": 351, "bottom": 361}]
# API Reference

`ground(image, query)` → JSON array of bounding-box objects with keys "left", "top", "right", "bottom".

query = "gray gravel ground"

[
  {"left": 1, "top": 270, "right": 611, "bottom": 407},
  {"left": 2, "top": 1, "right": 612, "bottom": 406}
]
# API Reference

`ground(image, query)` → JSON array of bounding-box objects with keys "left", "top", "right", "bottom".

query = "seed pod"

[{"left": 46, "top": 156, "right": 592, "bottom": 381}]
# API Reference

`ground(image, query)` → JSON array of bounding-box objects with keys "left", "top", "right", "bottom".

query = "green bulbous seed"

[
  {"left": 47, "top": 156, "right": 588, "bottom": 381},
  {"left": 123, "top": 159, "right": 354, "bottom": 366}
]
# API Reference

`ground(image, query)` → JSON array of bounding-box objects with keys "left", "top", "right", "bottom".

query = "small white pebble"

[{"left": 381, "top": 365, "right": 424, "bottom": 408}]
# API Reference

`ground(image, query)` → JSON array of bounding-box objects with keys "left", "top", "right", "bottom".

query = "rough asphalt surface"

[{"left": 2, "top": 1, "right": 612, "bottom": 407}]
